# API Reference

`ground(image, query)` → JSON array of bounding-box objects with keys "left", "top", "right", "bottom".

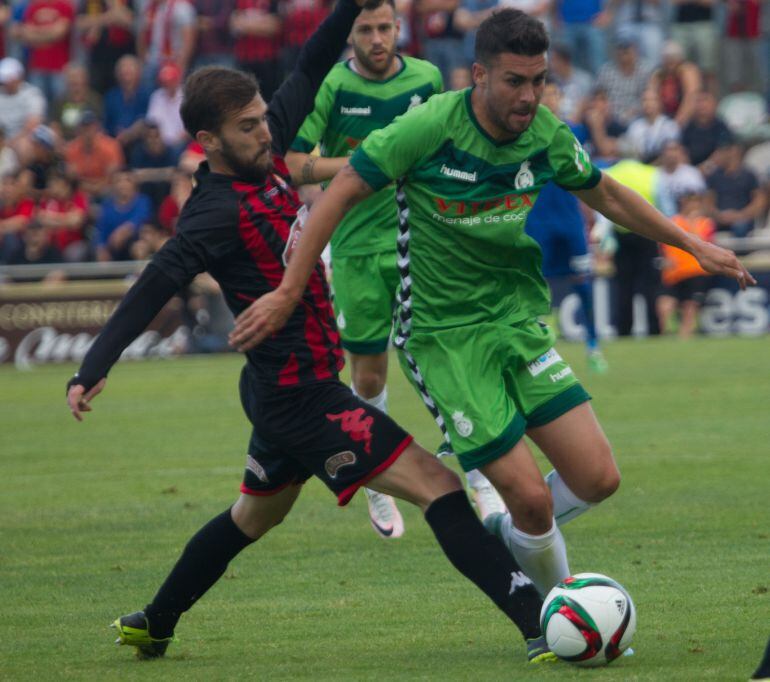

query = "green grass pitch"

[{"left": 1, "top": 336, "right": 768, "bottom": 681}]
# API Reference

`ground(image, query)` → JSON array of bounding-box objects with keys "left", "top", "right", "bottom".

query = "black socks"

[
  {"left": 144, "top": 509, "right": 254, "bottom": 638},
  {"left": 424, "top": 490, "right": 543, "bottom": 640}
]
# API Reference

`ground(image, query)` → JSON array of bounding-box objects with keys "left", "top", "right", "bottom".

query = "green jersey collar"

[
  {"left": 464, "top": 87, "right": 531, "bottom": 149},
  {"left": 345, "top": 55, "right": 406, "bottom": 85}
]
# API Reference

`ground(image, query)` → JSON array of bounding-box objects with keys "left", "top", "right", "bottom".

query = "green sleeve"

[
  {"left": 548, "top": 123, "right": 602, "bottom": 191},
  {"left": 290, "top": 77, "right": 334, "bottom": 153},
  {"left": 350, "top": 104, "right": 444, "bottom": 191},
  {"left": 433, "top": 66, "right": 444, "bottom": 94}
]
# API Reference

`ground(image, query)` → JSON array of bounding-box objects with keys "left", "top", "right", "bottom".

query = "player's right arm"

[
  {"left": 66, "top": 198, "right": 237, "bottom": 421},
  {"left": 285, "top": 152, "right": 349, "bottom": 186}
]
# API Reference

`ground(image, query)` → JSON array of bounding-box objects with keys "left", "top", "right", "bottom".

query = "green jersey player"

[
  {"left": 286, "top": 0, "right": 505, "bottom": 539},
  {"left": 285, "top": 0, "right": 443, "bottom": 539},
  {"left": 232, "top": 9, "right": 754, "bottom": 595}
]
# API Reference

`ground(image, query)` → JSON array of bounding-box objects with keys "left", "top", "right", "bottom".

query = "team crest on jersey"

[
  {"left": 246, "top": 455, "right": 269, "bottom": 483},
  {"left": 336, "top": 311, "right": 346, "bottom": 329},
  {"left": 324, "top": 450, "right": 357, "bottom": 479},
  {"left": 408, "top": 93, "right": 423, "bottom": 110},
  {"left": 452, "top": 411, "right": 473, "bottom": 437},
  {"left": 514, "top": 160, "right": 535, "bottom": 190}
]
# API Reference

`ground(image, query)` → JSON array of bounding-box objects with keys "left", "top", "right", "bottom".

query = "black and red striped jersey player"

[{"left": 65, "top": 0, "right": 553, "bottom": 665}]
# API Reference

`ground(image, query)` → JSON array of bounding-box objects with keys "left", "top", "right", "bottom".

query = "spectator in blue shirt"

[
  {"left": 95, "top": 168, "right": 152, "bottom": 261},
  {"left": 552, "top": 0, "right": 609, "bottom": 75},
  {"left": 103, "top": 55, "right": 150, "bottom": 149}
]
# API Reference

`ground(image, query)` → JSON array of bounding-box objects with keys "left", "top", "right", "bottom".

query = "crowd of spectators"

[{"left": 0, "top": 0, "right": 768, "bottom": 313}]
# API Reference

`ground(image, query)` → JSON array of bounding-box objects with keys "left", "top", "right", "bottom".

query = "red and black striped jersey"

[
  {"left": 153, "top": 156, "right": 344, "bottom": 386},
  {"left": 72, "top": 0, "right": 360, "bottom": 393}
]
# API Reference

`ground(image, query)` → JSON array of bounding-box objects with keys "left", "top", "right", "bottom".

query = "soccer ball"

[{"left": 540, "top": 572, "right": 636, "bottom": 667}]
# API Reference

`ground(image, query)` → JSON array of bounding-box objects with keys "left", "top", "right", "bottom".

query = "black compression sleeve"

[
  {"left": 267, "top": 0, "right": 360, "bottom": 154},
  {"left": 71, "top": 265, "right": 181, "bottom": 392}
]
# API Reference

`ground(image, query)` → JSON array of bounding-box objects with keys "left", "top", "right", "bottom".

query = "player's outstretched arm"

[
  {"left": 229, "top": 165, "right": 374, "bottom": 351},
  {"left": 575, "top": 173, "right": 756, "bottom": 289},
  {"left": 285, "top": 151, "right": 349, "bottom": 186},
  {"left": 64, "top": 264, "right": 181, "bottom": 421}
]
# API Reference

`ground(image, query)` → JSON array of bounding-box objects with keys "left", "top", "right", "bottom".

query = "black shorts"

[
  {"left": 238, "top": 365, "right": 412, "bottom": 505},
  {"left": 663, "top": 276, "right": 710, "bottom": 303}
]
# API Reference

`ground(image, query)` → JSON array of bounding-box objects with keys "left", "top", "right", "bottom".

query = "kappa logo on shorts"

[
  {"left": 526, "top": 348, "right": 562, "bottom": 377},
  {"left": 326, "top": 408, "right": 374, "bottom": 454},
  {"left": 324, "top": 450, "right": 357, "bottom": 479},
  {"left": 509, "top": 570, "right": 534, "bottom": 594},
  {"left": 246, "top": 455, "right": 269, "bottom": 483},
  {"left": 452, "top": 411, "right": 474, "bottom": 438}
]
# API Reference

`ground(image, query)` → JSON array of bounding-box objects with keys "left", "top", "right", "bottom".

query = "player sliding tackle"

[
  {"left": 65, "top": 0, "right": 553, "bottom": 665},
  {"left": 230, "top": 9, "right": 755, "bottom": 599}
]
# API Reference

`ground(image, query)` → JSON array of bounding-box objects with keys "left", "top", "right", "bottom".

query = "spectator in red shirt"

[
  {"left": 36, "top": 169, "right": 90, "bottom": 261},
  {"left": 722, "top": 0, "right": 766, "bottom": 94},
  {"left": 157, "top": 168, "right": 191, "bottom": 233},
  {"left": 279, "top": 0, "right": 329, "bottom": 74},
  {"left": 19, "top": 0, "right": 75, "bottom": 104},
  {"left": 76, "top": 0, "right": 136, "bottom": 95},
  {"left": 0, "top": 174, "right": 35, "bottom": 262},
  {"left": 230, "top": 0, "right": 282, "bottom": 102}
]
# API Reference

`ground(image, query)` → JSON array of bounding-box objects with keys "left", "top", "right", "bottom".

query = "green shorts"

[
  {"left": 397, "top": 318, "right": 590, "bottom": 472},
  {"left": 332, "top": 252, "right": 400, "bottom": 355}
]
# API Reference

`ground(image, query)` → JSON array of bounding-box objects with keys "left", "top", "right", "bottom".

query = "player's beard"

[
  {"left": 486, "top": 93, "right": 535, "bottom": 137},
  {"left": 354, "top": 43, "right": 397, "bottom": 76},
  {"left": 220, "top": 137, "right": 273, "bottom": 184}
]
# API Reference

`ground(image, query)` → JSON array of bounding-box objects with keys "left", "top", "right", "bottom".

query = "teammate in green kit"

[
  {"left": 286, "top": 0, "right": 505, "bottom": 539},
  {"left": 231, "top": 9, "right": 754, "bottom": 596}
]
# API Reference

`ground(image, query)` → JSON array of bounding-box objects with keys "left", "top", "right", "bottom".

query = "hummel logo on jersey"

[
  {"left": 549, "top": 367, "right": 573, "bottom": 383},
  {"left": 326, "top": 408, "right": 374, "bottom": 454},
  {"left": 440, "top": 164, "right": 477, "bottom": 183},
  {"left": 509, "top": 571, "right": 534, "bottom": 595},
  {"left": 340, "top": 105, "right": 371, "bottom": 116}
]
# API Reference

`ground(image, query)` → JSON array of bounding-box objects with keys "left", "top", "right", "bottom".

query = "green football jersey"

[
  {"left": 291, "top": 56, "right": 443, "bottom": 257},
  {"left": 349, "top": 88, "right": 602, "bottom": 333}
]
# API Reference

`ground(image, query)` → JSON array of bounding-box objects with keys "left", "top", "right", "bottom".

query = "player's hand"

[
  {"left": 691, "top": 239, "right": 756, "bottom": 290},
  {"left": 229, "top": 288, "right": 298, "bottom": 352},
  {"left": 67, "top": 378, "right": 106, "bottom": 422}
]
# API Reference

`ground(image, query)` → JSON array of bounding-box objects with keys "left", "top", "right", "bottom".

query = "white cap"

[{"left": 0, "top": 57, "right": 24, "bottom": 84}]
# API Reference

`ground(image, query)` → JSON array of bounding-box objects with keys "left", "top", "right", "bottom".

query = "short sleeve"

[
  {"left": 350, "top": 105, "right": 444, "bottom": 191},
  {"left": 548, "top": 123, "right": 602, "bottom": 191},
  {"left": 290, "top": 77, "right": 335, "bottom": 153}
]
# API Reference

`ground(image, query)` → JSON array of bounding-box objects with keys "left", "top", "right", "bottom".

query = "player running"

[
  {"left": 65, "top": 0, "right": 552, "bottom": 664},
  {"left": 230, "top": 9, "right": 755, "bottom": 597},
  {"left": 285, "top": 0, "right": 503, "bottom": 538}
]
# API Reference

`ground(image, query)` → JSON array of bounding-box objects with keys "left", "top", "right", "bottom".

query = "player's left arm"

[
  {"left": 267, "top": 0, "right": 362, "bottom": 155},
  {"left": 574, "top": 173, "right": 756, "bottom": 288},
  {"left": 229, "top": 164, "right": 374, "bottom": 351}
]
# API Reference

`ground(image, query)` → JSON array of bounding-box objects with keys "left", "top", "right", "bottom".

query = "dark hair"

[
  {"left": 180, "top": 67, "right": 260, "bottom": 137},
  {"left": 475, "top": 9, "right": 549, "bottom": 65},
  {"left": 360, "top": 0, "right": 395, "bottom": 10}
]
